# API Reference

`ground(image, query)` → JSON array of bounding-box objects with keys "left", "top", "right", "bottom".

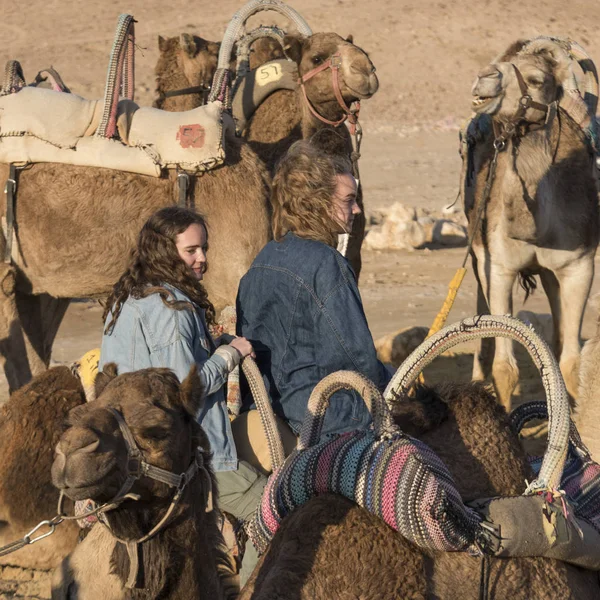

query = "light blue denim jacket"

[{"left": 99, "top": 286, "right": 237, "bottom": 471}]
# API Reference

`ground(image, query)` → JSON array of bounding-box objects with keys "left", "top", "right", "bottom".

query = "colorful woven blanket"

[{"left": 247, "top": 428, "right": 486, "bottom": 555}]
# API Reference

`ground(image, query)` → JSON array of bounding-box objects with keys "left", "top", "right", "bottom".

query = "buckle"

[
  {"left": 127, "top": 457, "right": 143, "bottom": 478},
  {"left": 330, "top": 53, "right": 342, "bottom": 69}
]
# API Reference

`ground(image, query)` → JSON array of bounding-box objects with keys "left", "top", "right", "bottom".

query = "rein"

[{"left": 299, "top": 51, "right": 361, "bottom": 135}]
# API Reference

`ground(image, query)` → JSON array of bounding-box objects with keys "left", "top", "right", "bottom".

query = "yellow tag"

[
  {"left": 79, "top": 348, "right": 101, "bottom": 387},
  {"left": 256, "top": 63, "right": 283, "bottom": 87}
]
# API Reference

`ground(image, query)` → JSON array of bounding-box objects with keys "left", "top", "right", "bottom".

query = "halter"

[
  {"left": 298, "top": 52, "right": 361, "bottom": 134},
  {"left": 493, "top": 64, "right": 550, "bottom": 149}
]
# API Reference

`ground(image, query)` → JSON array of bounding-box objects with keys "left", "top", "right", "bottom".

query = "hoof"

[{"left": 492, "top": 360, "right": 519, "bottom": 412}]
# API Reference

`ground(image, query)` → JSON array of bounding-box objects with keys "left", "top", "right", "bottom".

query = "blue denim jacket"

[
  {"left": 99, "top": 286, "right": 237, "bottom": 471},
  {"left": 237, "top": 232, "right": 390, "bottom": 438}
]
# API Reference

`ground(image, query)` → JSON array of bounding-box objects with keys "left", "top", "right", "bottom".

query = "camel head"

[
  {"left": 51, "top": 365, "right": 208, "bottom": 507},
  {"left": 154, "top": 33, "right": 220, "bottom": 109},
  {"left": 283, "top": 32, "right": 379, "bottom": 118},
  {"left": 471, "top": 38, "right": 598, "bottom": 129}
]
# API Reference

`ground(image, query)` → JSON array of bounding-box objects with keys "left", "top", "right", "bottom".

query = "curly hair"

[
  {"left": 103, "top": 207, "right": 215, "bottom": 334},
  {"left": 272, "top": 141, "right": 353, "bottom": 247}
]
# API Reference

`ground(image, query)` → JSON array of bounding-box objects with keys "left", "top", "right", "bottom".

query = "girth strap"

[{"left": 3, "top": 164, "right": 17, "bottom": 264}]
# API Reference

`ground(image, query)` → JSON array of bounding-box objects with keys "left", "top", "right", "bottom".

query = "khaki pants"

[{"left": 215, "top": 460, "right": 267, "bottom": 586}]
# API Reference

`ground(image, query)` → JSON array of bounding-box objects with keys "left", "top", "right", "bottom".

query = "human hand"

[{"left": 229, "top": 336, "right": 256, "bottom": 359}]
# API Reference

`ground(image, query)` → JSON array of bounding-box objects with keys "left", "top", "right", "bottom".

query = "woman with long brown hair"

[
  {"left": 100, "top": 206, "right": 266, "bottom": 583},
  {"left": 237, "top": 140, "right": 390, "bottom": 439}
]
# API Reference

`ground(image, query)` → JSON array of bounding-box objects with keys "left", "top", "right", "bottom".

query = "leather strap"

[
  {"left": 4, "top": 164, "right": 17, "bottom": 264},
  {"left": 163, "top": 84, "right": 210, "bottom": 99}
]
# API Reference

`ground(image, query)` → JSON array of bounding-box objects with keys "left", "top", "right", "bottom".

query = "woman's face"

[
  {"left": 175, "top": 223, "right": 208, "bottom": 280},
  {"left": 331, "top": 173, "right": 361, "bottom": 233}
]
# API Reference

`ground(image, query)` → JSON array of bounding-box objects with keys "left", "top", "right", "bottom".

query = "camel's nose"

[{"left": 472, "top": 66, "right": 502, "bottom": 96}]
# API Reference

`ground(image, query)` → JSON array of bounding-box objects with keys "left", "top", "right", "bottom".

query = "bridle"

[
  {"left": 493, "top": 64, "right": 550, "bottom": 149},
  {"left": 58, "top": 407, "right": 213, "bottom": 589},
  {"left": 298, "top": 51, "right": 361, "bottom": 135}
]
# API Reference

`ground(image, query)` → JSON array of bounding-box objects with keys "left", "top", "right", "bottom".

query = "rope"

[
  {"left": 241, "top": 357, "right": 286, "bottom": 470},
  {"left": 0, "top": 60, "right": 25, "bottom": 96},
  {"left": 385, "top": 315, "right": 570, "bottom": 493},
  {"left": 96, "top": 14, "right": 136, "bottom": 139}
]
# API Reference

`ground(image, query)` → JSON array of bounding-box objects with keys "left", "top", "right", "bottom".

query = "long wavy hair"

[
  {"left": 103, "top": 207, "right": 216, "bottom": 334},
  {"left": 272, "top": 141, "right": 353, "bottom": 247}
]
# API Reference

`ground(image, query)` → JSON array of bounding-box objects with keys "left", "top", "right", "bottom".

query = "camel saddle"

[{"left": 0, "top": 52, "right": 233, "bottom": 176}]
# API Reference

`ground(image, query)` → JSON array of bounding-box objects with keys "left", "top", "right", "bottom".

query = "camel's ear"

[
  {"left": 95, "top": 363, "right": 118, "bottom": 398},
  {"left": 282, "top": 34, "right": 305, "bottom": 64},
  {"left": 180, "top": 364, "right": 205, "bottom": 418},
  {"left": 158, "top": 35, "right": 168, "bottom": 53},
  {"left": 345, "top": 34, "right": 354, "bottom": 44},
  {"left": 180, "top": 33, "right": 198, "bottom": 58}
]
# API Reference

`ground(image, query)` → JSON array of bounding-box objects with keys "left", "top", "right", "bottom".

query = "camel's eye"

[
  {"left": 139, "top": 426, "right": 170, "bottom": 441},
  {"left": 527, "top": 77, "right": 544, "bottom": 87},
  {"left": 312, "top": 55, "right": 324, "bottom": 65}
]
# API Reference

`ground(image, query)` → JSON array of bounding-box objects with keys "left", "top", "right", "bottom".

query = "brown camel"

[
  {"left": 0, "top": 90, "right": 272, "bottom": 394},
  {"left": 153, "top": 34, "right": 283, "bottom": 112},
  {"left": 51, "top": 364, "right": 236, "bottom": 600},
  {"left": 241, "top": 382, "right": 600, "bottom": 599},
  {"left": 462, "top": 37, "right": 599, "bottom": 410},
  {"left": 155, "top": 31, "right": 379, "bottom": 278},
  {"left": 49, "top": 362, "right": 599, "bottom": 599},
  {"left": 0, "top": 366, "right": 84, "bottom": 570}
]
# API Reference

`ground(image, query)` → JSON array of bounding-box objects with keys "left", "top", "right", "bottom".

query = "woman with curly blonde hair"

[{"left": 237, "top": 141, "right": 390, "bottom": 440}]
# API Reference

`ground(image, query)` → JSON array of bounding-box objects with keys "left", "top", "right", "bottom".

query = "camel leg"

[
  {"left": 471, "top": 251, "right": 494, "bottom": 382},
  {"left": 554, "top": 257, "right": 594, "bottom": 401},
  {"left": 539, "top": 269, "right": 562, "bottom": 356},
  {"left": 0, "top": 264, "right": 32, "bottom": 392},
  {"left": 487, "top": 264, "right": 519, "bottom": 411},
  {"left": 15, "top": 291, "right": 70, "bottom": 376}
]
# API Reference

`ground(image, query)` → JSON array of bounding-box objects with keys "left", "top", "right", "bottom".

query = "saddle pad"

[
  {"left": 0, "top": 135, "right": 161, "bottom": 177},
  {"left": 126, "top": 101, "right": 230, "bottom": 172},
  {"left": 0, "top": 87, "right": 99, "bottom": 149},
  {"left": 248, "top": 429, "right": 485, "bottom": 555}
]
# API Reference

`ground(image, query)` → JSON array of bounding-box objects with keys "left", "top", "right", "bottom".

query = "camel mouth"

[
  {"left": 471, "top": 95, "right": 501, "bottom": 114},
  {"left": 345, "top": 79, "right": 378, "bottom": 100}
]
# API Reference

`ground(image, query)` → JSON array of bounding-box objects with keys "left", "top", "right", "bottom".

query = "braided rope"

[
  {"left": 0, "top": 60, "right": 25, "bottom": 96},
  {"left": 298, "top": 371, "right": 396, "bottom": 450},
  {"left": 96, "top": 14, "right": 135, "bottom": 139},
  {"left": 384, "top": 315, "right": 570, "bottom": 493},
  {"left": 241, "top": 357, "right": 285, "bottom": 471}
]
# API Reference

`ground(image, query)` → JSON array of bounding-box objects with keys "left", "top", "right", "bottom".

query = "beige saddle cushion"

[
  {"left": 0, "top": 87, "right": 99, "bottom": 148},
  {"left": 231, "top": 410, "right": 298, "bottom": 475},
  {"left": 126, "top": 100, "right": 232, "bottom": 173}
]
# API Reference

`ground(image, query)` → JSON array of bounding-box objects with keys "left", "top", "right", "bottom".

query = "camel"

[
  {"left": 156, "top": 30, "right": 379, "bottom": 278},
  {"left": 50, "top": 364, "right": 236, "bottom": 600},
  {"left": 576, "top": 311, "right": 600, "bottom": 459},
  {"left": 240, "top": 382, "right": 599, "bottom": 599},
  {"left": 153, "top": 34, "right": 283, "bottom": 112},
  {"left": 0, "top": 366, "right": 84, "bottom": 570},
  {"left": 0, "top": 66, "right": 272, "bottom": 394},
  {"left": 50, "top": 361, "right": 599, "bottom": 599},
  {"left": 461, "top": 37, "right": 599, "bottom": 411}
]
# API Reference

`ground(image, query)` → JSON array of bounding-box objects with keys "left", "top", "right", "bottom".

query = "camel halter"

[
  {"left": 299, "top": 52, "right": 361, "bottom": 135},
  {"left": 492, "top": 64, "right": 550, "bottom": 148}
]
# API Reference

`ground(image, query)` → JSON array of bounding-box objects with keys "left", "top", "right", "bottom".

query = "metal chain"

[{"left": 0, "top": 515, "right": 64, "bottom": 558}]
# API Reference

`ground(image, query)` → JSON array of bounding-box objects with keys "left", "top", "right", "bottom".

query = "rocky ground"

[{"left": 1, "top": 0, "right": 600, "bottom": 594}]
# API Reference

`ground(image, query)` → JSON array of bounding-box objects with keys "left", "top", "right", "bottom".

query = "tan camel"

[
  {"left": 0, "top": 99, "right": 272, "bottom": 393},
  {"left": 156, "top": 31, "right": 379, "bottom": 278},
  {"left": 462, "top": 37, "right": 599, "bottom": 410},
  {"left": 576, "top": 311, "right": 600, "bottom": 459},
  {"left": 0, "top": 366, "right": 83, "bottom": 570},
  {"left": 241, "top": 382, "right": 600, "bottom": 599},
  {"left": 50, "top": 364, "right": 236, "bottom": 600}
]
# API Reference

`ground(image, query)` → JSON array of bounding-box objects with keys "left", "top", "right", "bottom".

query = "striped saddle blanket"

[{"left": 247, "top": 428, "right": 487, "bottom": 555}]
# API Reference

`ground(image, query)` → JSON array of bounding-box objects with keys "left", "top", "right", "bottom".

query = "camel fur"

[
  {"left": 462, "top": 38, "right": 599, "bottom": 410},
  {"left": 240, "top": 383, "right": 600, "bottom": 599},
  {"left": 0, "top": 366, "right": 83, "bottom": 570}
]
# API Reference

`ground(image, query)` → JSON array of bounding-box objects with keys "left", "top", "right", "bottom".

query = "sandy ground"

[{"left": 1, "top": 1, "right": 600, "bottom": 594}]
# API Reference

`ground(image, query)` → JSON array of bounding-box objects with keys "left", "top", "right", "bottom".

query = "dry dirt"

[{"left": 0, "top": 1, "right": 599, "bottom": 594}]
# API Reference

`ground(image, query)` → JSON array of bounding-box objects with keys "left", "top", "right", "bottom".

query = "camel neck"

[{"left": 300, "top": 96, "right": 353, "bottom": 156}]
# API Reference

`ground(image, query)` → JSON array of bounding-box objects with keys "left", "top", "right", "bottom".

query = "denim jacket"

[
  {"left": 236, "top": 232, "right": 390, "bottom": 438},
  {"left": 99, "top": 285, "right": 237, "bottom": 471}
]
